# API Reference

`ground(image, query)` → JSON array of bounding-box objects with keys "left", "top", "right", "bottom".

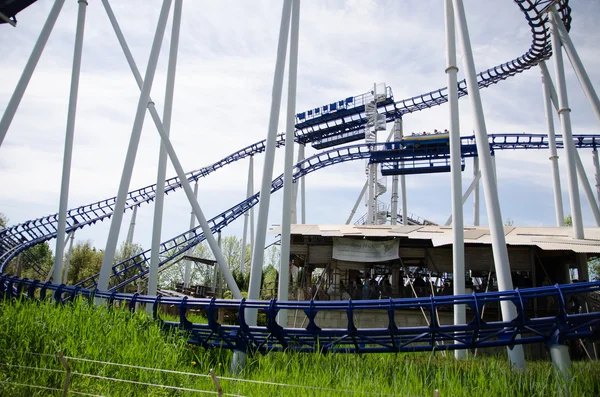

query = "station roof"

[{"left": 283, "top": 224, "right": 600, "bottom": 254}]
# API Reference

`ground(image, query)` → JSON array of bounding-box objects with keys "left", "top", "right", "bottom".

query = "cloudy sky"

[{"left": 1, "top": 0, "right": 600, "bottom": 257}]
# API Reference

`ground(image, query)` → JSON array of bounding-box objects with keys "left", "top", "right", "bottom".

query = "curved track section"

[
  {"left": 1, "top": 275, "right": 598, "bottom": 354},
  {"left": 76, "top": 133, "right": 600, "bottom": 291},
  {"left": 394, "top": 0, "right": 571, "bottom": 116}
]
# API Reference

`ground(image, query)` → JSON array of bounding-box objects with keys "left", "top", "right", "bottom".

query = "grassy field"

[{"left": 0, "top": 298, "right": 599, "bottom": 396}]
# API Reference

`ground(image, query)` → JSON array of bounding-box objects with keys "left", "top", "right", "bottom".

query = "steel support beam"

[
  {"left": 452, "top": 0, "right": 525, "bottom": 369},
  {"left": 247, "top": 0, "right": 293, "bottom": 326},
  {"left": 53, "top": 0, "right": 87, "bottom": 283},
  {"left": 550, "top": 10, "right": 584, "bottom": 239},
  {"left": 278, "top": 0, "right": 300, "bottom": 327}
]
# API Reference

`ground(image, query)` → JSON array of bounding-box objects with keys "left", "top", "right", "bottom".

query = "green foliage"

[
  {"left": 565, "top": 215, "right": 573, "bottom": 226},
  {"left": 19, "top": 242, "right": 54, "bottom": 280},
  {"left": 65, "top": 240, "right": 104, "bottom": 285},
  {"left": 1, "top": 299, "right": 600, "bottom": 396},
  {"left": 0, "top": 212, "right": 7, "bottom": 229}
]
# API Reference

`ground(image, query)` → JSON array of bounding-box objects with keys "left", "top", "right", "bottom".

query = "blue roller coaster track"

[{"left": 2, "top": 0, "right": 599, "bottom": 355}]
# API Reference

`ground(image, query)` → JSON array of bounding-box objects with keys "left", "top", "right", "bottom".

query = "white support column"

[
  {"left": 540, "top": 62, "right": 565, "bottom": 226},
  {"left": 445, "top": 170, "right": 481, "bottom": 226},
  {"left": 240, "top": 157, "right": 254, "bottom": 275},
  {"left": 148, "top": 0, "right": 183, "bottom": 311},
  {"left": 367, "top": 160, "right": 376, "bottom": 225},
  {"left": 593, "top": 149, "right": 600, "bottom": 205},
  {"left": 346, "top": 181, "right": 368, "bottom": 225},
  {"left": 0, "top": 0, "right": 66, "bottom": 148},
  {"left": 278, "top": 0, "right": 300, "bottom": 327},
  {"left": 550, "top": 344, "right": 572, "bottom": 383},
  {"left": 98, "top": 0, "right": 172, "bottom": 292},
  {"left": 445, "top": 0, "right": 465, "bottom": 360},
  {"left": 249, "top": 156, "right": 255, "bottom": 262},
  {"left": 452, "top": 0, "right": 525, "bottom": 370},
  {"left": 62, "top": 231, "right": 76, "bottom": 284},
  {"left": 473, "top": 156, "right": 480, "bottom": 226},
  {"left": 184, "top": 181, "right": 199, "bottom": 288},
  {"left": 53, "top": 0, "right": 87, "bottom": 284},
  {"left": 300, "top": 145, "right": 306, "bottom": 224},
  {"left": 292, "top": 143, "right": 306, "bottom": 224},
  {"left": 101, "top": 0, "right": 241, "bottom": 297},
  {"left": 552, "top": 8, "right": 600, "bottom": 127},
  {"left": 575, "top": 151, "right": 600, "bottom": 226},
  {"left": 550, "top": 11, "right": 584, "bottom": 239},
  {"left": 398, "top": 119, "right": 408, "bottom": 226},
  {"left": 125, "top": 205, "right": 138, "bottom": 245},
  {"left": 247, "top": 0, "right": 293, "bottom": 326}
]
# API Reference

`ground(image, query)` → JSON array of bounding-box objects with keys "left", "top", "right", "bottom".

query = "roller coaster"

[{"left": 1, "top": 0, "right": 599, "bottom": 363}]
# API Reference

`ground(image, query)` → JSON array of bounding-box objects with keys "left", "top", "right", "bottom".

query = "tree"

[
  {"left": 158, "top": 240, "right": 215, "bottom": 289},
  {"left": 0, "top": 212, "right": 7, "bottom": 229},
  {"left": 65, "top": 241, "right": 104, "bottom": 285},
  {"left": 504, "top": 217, "right": 514, "bottom": 226},
  {"left": 8, "top": 242, "right": 53, "bottom": 280}
]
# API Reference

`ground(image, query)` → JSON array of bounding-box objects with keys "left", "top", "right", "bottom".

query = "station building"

[{"left": 283, "top": 224, "right": 600, "bottom": 358}]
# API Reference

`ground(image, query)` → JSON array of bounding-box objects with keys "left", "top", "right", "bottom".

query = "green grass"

[{"left": 0, "top": 298, "right": 599, "bottom": 396}]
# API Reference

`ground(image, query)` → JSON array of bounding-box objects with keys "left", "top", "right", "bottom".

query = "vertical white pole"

[
  {"left": 125, "top": 205, "right": 138, "bottom": 245},
  {"left": 278, "top": 0, "right": 300, "bottom": 327},
  {"left": 390, "top": 120, "right": 403, "bottom": 226},
  {"left": 540, "top": 63, "right": 565, "bottom": 226},
  {"left": 444, "top": 0, "right": 466, "bottom": 360},
  {"left": 550, "top": 11, "right": 584, "bottom": 239},
  {"left": 184, "top": 181, "right": 199, "bottom": 288},
  {"left": 249, "top": 156, "right": 255, "bottom": 261},
  {"left": 0, "top": 0, "right": 66, "bottom": 148},
  {"left": 53, "top": 0, "right": 87, "bottom": 284},
  {"left": 575, "top": 151, "right": 600, "bottom": 226},
  {"left": 240, "top": 157, "right": 254, "bottom": 275},
  {"left": 148, "top": 0, "right": 183, "bottom": 309},
  {"left": 397, "top": 120, "right": 407, "bottom": 226},
  {"left": 98, "top": 0, "right": 173, "bottom": 292},
  {"left": 593, "top": 149, "right": 600, "bottom": 205},
  {"left": 292, "top": 144, "right": 305, "bottom": 224},
  {"left": 550, "top": 344, "right": 572, "bottom": 383},
  {"left": 452, "top": 0, "right": 525, "bottom": 370},
  {"left": 367, "top": 161, "right": 375, "bottom": 225},
  {"left": 247, "top": 0, "right": 292, "bottom": 326},
  {"left": 473, "top": 156, "right": 480, "bottom": 226},
  {"left": 300, "top": 144, "right": 307, "bottom": 224},
  {"left": 552, "top": 9, "right": 600, "bottom": 127},
  {"left": 62, "top": 231, "right": 76, "bottom": 284}
]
